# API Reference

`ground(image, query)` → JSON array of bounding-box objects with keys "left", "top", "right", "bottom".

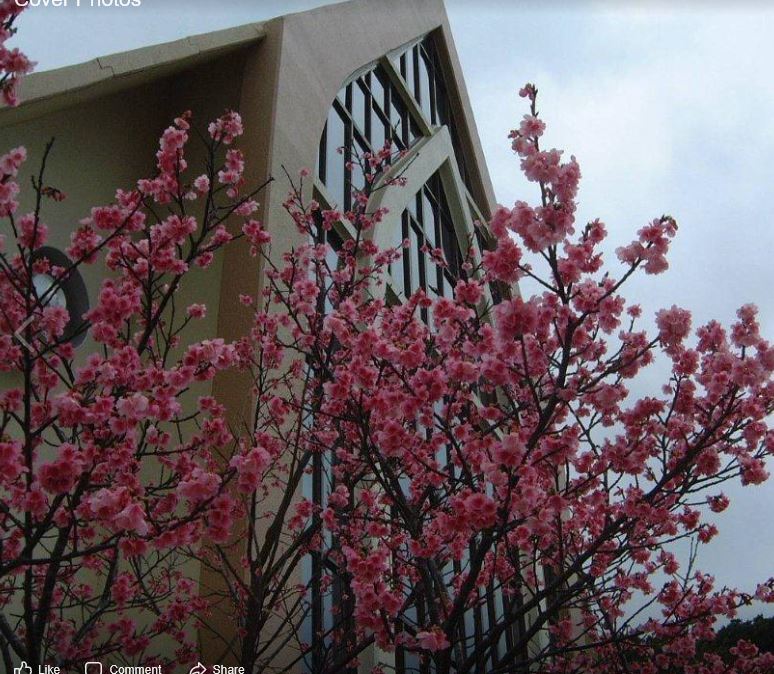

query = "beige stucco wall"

[{"left": 0, "top": 50, "right": 252, "bottom": 671}]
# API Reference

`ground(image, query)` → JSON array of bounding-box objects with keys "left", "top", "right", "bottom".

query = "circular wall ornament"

[{"left": 30, "top": 246, "right": 90, "bottom": 347}]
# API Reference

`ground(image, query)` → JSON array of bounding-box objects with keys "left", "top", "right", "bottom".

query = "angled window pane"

[
  {"left": 371, "top": 68, "right": 388, "bottom": 114},
  {"left": 352, "top": 78, "right": 368, "bottom": 138},
  {"left": 324, "top": 106, "right": 347, "bottom": 208},
  {"left": 418, "top": 46, "right": 433, "bottom": 121},
  {"left": 371, "top": 113, "right": 387, "bottom": 153},
  {"left": 442, "top": 210, "right": 461, "bottom": 278},
  {"left": 422, "top": 188, "right": 437, "bottom": 248},
  {"left": 351, "top": 136, "right": 368, "bottom": 196},
  {"left": 336, "top": 82, "right": 348, "bottom": 109},
  {"left": 435, "top": 73, "right": 449, "bottom": 127},
  {"left": 389, "top": 87, "right": 408, "bottom": 149},
  {"left": 402, "top": 211, "right": 411, "bottom": 297}
]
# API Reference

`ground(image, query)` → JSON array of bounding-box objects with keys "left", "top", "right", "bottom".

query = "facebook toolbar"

[{"left": 11, "top": 664, "right": 244, "bottom": 674}]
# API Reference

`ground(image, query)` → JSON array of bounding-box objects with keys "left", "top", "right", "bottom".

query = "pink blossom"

[
  {"left": 38, "top": 444, "right": 83, "bottom": 494},
  {"left": 208, "top": 110, "right": 244, "bottom": 144},
  {"left": 482, "top": 236, "right": 522, "bottom": 282},
  {"left": 707, "top": 493, "right": 729, "bottom": 513},
  {"left": 193, "top": 174, "right": 210, "bottom": 193},
  {"left": 454, "top": 280, "right": 482, "bottom": 305},
  {"left": 0, "top": 439, "right": 23, "bottom": 482},
  {"left": 186, "top": 303, "right": 207, "bottom": 319},
  {"left": 230, "top": 446, "right": 270, "bottom": 493},
  {"left": 656, "top": 305, "right": 692, "bottom": 349},
  {"left": 518, "top": 114, "right": 546, "bottom": 138},
  {"left": 178, "top": 467, "right": 221, "bottom": 504},
  {"left": 416, "top": 628, "right": 450, "bottom": 652},
  {"left": 493, "top": 433, "right": 525, "bottom": 467},
  {"left": 518, "top": 83, "right": 537, "bottom": 100},
  {"left": 113, "top": 503, "right": 149, "bottom": 537},
  {"left": 18, "top": 213, "right": 47, "bottom": 249},
  {"left": 0, "top": 146, "right": 26, "bottom": 175}
]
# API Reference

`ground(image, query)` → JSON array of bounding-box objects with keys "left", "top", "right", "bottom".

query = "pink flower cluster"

[
  {"left": 616, "top": 215, "right": 678, "bottom": 275},
  {"left": 0, "top": 1, "right": 33, "bottom": 106},
  {"left": 229, "top": 445, "right": 270, "bottom": 493},
  {"left": 208, "top": 110, "right": 244, "bottom": 145}
]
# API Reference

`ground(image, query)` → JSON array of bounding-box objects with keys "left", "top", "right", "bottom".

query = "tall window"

[
  {"left": 300, "top": 223, "right": 360, "bottom": 673},
  {"left": 307, "top": 29, "right": 503, "bottom": 673},
  {"left": 389, "top": 171, "right": 465, "bottom": 323},
  {"left": 394, "top": 36, "right": 472, "bottom": 193},
  {"left": 318, "top": 64, "right": 421, "bottom": 211},
  {"left": 317, "top": 35, "right": 477, "bottom": 213}
]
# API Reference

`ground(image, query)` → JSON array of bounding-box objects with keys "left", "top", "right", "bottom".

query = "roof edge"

[{"left": 0, "top": 21, "right": 267, "bottom": 124}]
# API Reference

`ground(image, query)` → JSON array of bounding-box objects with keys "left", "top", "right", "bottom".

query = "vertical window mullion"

[
  {"left": 472, "top": 585, "right": 486, "bottom": 673},
  {"left": 318, "top": 123, "right": 327, "bottom": 184},
  {"left": 402, "top": 211, "right": 411, "bottom": 295},
  {"left": 343, "top": 112, "right": 353, "bottom": 211},
  {"left": 311, "top": 450, "right": 324, "bottom": 672},
  {"left": 487, "top": 583, "right": 501, "bottom": 668},
  {"left": 413, "top": 45, "right": 421, "bottom": 102},
  {"left": 363, "top": 78, "right": 372, "bottom": 145}
]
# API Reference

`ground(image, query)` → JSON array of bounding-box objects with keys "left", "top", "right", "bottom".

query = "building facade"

[{"left": 0, "top": 1, "right": 506, "bottom": 671}]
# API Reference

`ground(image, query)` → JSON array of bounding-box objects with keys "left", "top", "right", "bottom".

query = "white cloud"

[{"left": 449, "top": 0, "right": 774, "bottom": 615}]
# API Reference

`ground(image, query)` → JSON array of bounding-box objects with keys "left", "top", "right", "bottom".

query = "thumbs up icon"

[{"left": 14, "top": 662, "right": 33, "bottom": 674}]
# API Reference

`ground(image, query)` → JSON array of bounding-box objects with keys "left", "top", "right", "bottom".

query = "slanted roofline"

[{"left": 0, "top": 22, "right": 267, "bottom": 124}]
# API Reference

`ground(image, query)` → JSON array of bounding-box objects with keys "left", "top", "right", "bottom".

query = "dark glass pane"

[
  {"left": 318, "top": 124, "right": 326, "bottom": 183},
  {"left": 418, "top": 47, "right": 433, "bottom": 121},
  {"left": 422, "top": 188, "right": 437, "bottom": 247},
  {"left": 463, "top": 602, "right": 475, "bottom": 656},
  {"left": 325, "top": 106, "right": 347, "bottom": 208},
  {"left": 326, "top": 228, "right": 342, "bottom": 272},
  {"left": 371, "top": 114, "right": 387, "bottom": 153},
  {"left": 437, "top": 265, "right": 446, "bottom": 299},
  {"left": 442, "top": 212, "right": 460, "bottom": 276},
  {"left": 435, "top": 75, "right": 449, "bottom": 127},
  {"left": 371, "top": 68, "right": 388, "bottom": 114},
  {"left": 412, "top": 45, "right": 421, "bottom": 101},
  {"left": 452, "top": 125, "right": 468, "bottom": 186},
  {"left": 351, "top": 137, "right": 368, "bottom": 195},
  {"left": 414, "top": 223, "right": 426, "bottom": 291},
  {"left": 389, "top": 89, "right": 407, "bottom": 149},
  {"left": 409, "top": 118, "right": 421, "bottom": 145},
  {"left": 389, "top": 213, "right": 406, "bottom": 300},
  {"left": 402, "top": 212, "right": 411, "bottom": 295},
  {"left": 444, "top": 269, "right": 456, "bottom": 298},
  {"left": 352, "top": 79, "right": 368, "bottom": 137},
  {"left": 409, "top": 221, "right": 425, "bottom": 294},
  {"left": 435, "top": 257, "right": 445, "bottom": 298}
]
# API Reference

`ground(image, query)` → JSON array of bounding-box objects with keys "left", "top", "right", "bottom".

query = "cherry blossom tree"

[
  {"left": 193, "top": 85, "right": 774, "bottom": 672},
  {"left": 0, "top": 9, "right": 276, "bottom": 667},
  {"left": 0, "top": 99, "right": 282, "bottom": 671},
  {"left": 2, "top": 5, "right": 774, "bottom": 674}
]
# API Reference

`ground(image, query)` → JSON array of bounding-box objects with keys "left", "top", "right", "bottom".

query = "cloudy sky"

[{"left": 13, "top": 0, "right": 774, "bottom": 619}]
